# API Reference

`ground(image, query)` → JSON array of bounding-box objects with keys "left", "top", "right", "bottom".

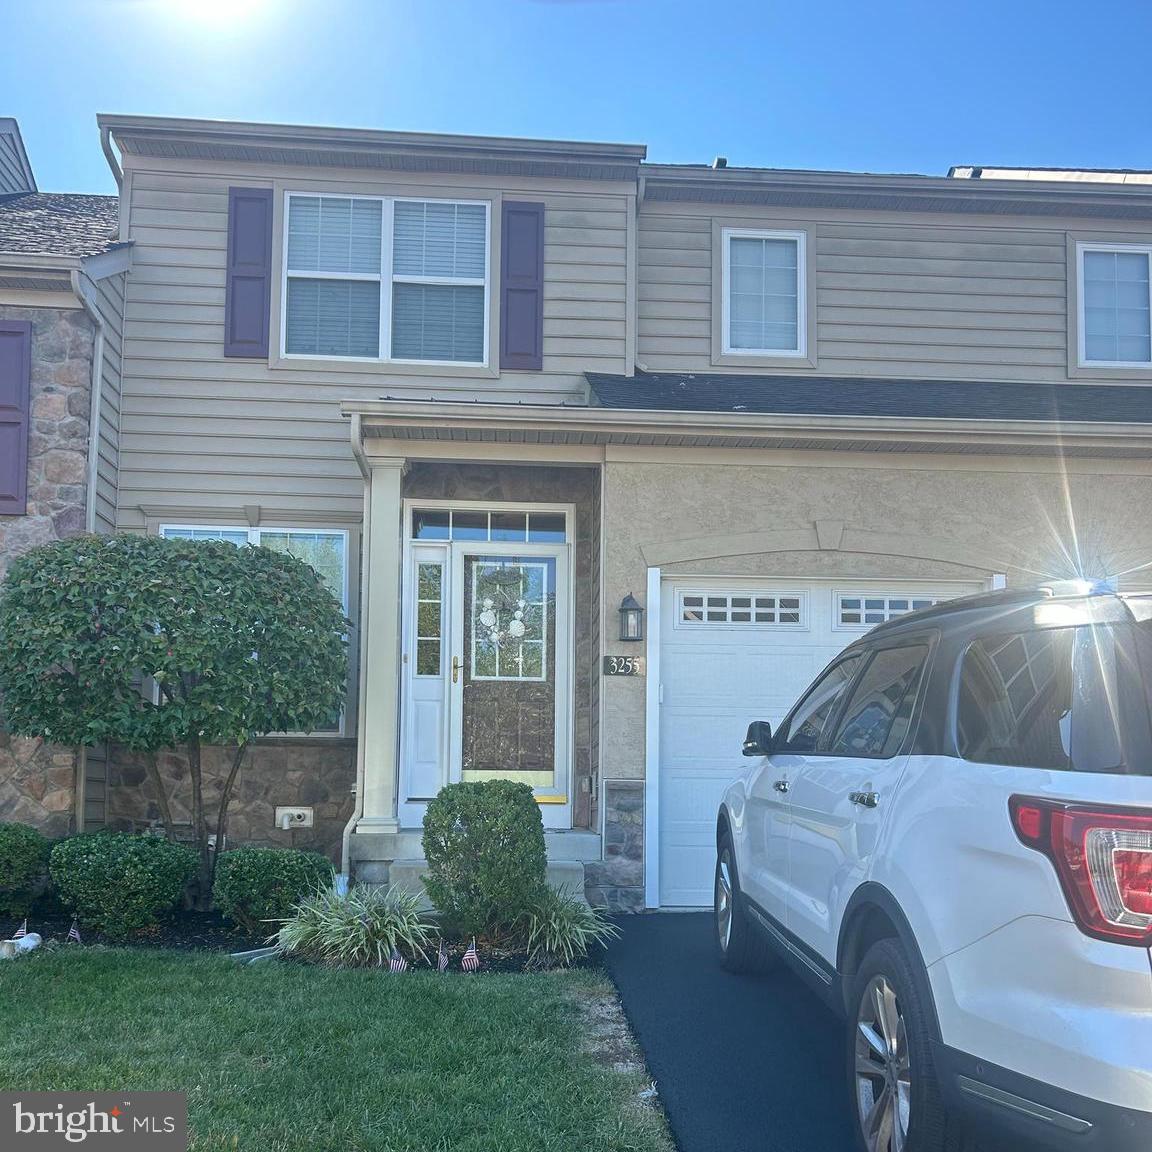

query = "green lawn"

[{"left": 0, "top": 948, "right": 669, "bottom": 1152}]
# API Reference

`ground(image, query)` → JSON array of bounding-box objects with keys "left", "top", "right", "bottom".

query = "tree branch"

[
  {"left": 210, "top": 740, "right": 249, "bottom": 893},
  {"left": 144, "top": 751, "right": 177, "bottom": 841}
]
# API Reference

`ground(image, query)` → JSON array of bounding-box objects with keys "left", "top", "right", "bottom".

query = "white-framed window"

[
  {"left": 835, "top": 593, "right": 939, "bottom": 631},
  {"left": 678, "top": 590, "right": 807, "bottom": 628},
  {"left": 721, "top": 227, "right": 807, "bottom": 357},
  {"left": 282, "top": 193, "right": 489, "bottom": 366},
  {"left": 1076, "top": 242, "right": 1152, "bottom": 368},
  {"left": 159, "top": 525, "right": 350, "bottom": 734}
]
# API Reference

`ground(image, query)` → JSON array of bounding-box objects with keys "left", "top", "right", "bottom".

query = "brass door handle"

[{"left": 452, "top": 656, "right": 460, "bottom": 684}]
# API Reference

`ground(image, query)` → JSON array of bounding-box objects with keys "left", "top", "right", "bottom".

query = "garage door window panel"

[
  {"left": 678, "top": 590, "right": 806, "bottom": 628},
  {"left": 775, "top": 655, "right": 865, "bottom": 754},
  {"left": 827, "top": 644, "right": 930, "bottom": 759},
  {"left": 837, "top": 593, "right": 939, "bottom": 630}
]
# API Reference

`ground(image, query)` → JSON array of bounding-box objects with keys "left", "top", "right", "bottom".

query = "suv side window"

[
  {"left": 827, "top": 644, "right": 930, "bottom": 759},
  {"left": 775, "top": 655, "right": 864, "bottom": 754}
]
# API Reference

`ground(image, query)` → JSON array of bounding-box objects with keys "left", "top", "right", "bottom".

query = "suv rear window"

[{"left": 956, "top": 624, "right": 1152, "bottom": 774}]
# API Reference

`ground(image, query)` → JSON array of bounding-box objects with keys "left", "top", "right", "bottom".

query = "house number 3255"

[{"left": 603, "top": 656, "right": 644, "bottom": 676}]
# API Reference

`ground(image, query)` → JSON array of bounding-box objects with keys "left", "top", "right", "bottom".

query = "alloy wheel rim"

[
  {"left": 854, "top": 974, "right": 911, "bottom": 1152},
  {"left": 716, "top": 853, "right": 733, "bottom": 951}
]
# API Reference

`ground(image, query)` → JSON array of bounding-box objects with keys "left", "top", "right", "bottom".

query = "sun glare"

[{"left": 164, "top": 0, "right": 268, "bottom": 25}]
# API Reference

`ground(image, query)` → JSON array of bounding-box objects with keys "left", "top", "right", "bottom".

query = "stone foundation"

[
  {"left": 585, "top": 780, "right": 644, "bottom": 911},
  {"left": 0, "top": 304, "right": 96, "bottom": 835},
  {"left": 106, "top": 740, "right": 357, "bottom": 863}
]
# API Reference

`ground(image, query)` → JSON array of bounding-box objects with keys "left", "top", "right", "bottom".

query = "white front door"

[{"left": 399, "top": 535, "right": 571, "bottom": 829}]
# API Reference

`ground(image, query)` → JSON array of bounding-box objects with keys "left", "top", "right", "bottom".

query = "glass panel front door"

[{"left": 461, "top": 554, "right": 557, "bottom": 790}]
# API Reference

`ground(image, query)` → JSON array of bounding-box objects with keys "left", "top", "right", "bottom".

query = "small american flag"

[
  {"left": 436, "top": 938, "right": 449, "bottom": 972},
  {"left": 461, "top": 937, "right": 479, "bottom": 972},
  {"left": 388, "top": 947, "right": 409, "bottom": 974},
  {"left": 13, "top": 919, "right": 27, "bottom": 939},
  {"left": 67, "top": 918, "right": 82, "bottom": 944}
]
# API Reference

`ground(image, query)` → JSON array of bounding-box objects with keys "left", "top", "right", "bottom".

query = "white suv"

[{"left": 714, "top": 584, "right": 1152, "bottom": 1152}]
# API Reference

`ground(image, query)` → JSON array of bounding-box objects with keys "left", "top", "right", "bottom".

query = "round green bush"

[
  {"left": 213, "top": 846, "right": 334, "bottom": 932},
  {"left": 0, "top": 823, "right": 51, "bottom": 918},
  {"left": 50, "top": 832, "right": 196, "bottom": 940},
  {"left": 422, "top": 780, "right": 547, "bottom": 937}
]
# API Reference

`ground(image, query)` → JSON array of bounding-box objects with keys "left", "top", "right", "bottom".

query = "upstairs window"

[
  {"left": 721, "top": 228, "right": 806, "bottom": 357},
  {"left": 1077, "top": 243, "right": 1152, "bottom": 367},
  {"left": 283, "top": 194, "right": 489, "bottom": 365}
]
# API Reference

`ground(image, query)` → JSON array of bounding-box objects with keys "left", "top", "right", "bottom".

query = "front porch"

[{"left": 344, "top": 427, "right": 615, "bottom": 899}]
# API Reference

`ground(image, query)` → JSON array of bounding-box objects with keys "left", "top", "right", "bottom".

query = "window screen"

[
  {"left": 776, "top": 655, "right": 864, "bottom": 754},
  {"left": 827, "top": 645, "right": 929, "bottom": 758}
]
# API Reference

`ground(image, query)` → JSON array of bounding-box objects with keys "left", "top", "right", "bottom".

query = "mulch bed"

[
  {"left": 4, "top": 909, "right": 267, "bottom": 953},
  {"left": 3, "top": 911, "right": 607, "bottom": 972}
]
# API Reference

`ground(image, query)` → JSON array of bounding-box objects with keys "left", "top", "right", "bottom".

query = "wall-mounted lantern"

[{"left": 619, "top": 593, "right": 645, "bottom": 642}]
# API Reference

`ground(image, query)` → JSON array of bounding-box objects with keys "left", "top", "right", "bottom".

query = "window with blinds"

[
  {"left": 283, "top": 194, "right": 489, "bottom": 364},
  {"left": 1078, "top": 244, "right": 1152, "bottom": 367},
  {"left": 722, "top": 228, "right": 807, "bottom": 357}
]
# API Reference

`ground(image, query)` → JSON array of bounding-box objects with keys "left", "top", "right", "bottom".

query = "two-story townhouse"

[
  {"left": 0, "top": 117, "right": 124, "bottom": 834},
  {"left": 8, "top": 114, "right": 1152, "bottom": 910}
]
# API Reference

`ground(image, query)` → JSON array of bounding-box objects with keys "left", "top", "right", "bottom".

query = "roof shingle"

[
  {"left": 585, "top": 370, "right": 1152, "bottom": 424},
  {"left": 0, "top": 192, "right": 120, "bottom": 258}
]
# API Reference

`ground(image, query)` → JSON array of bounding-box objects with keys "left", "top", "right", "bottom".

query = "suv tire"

[
  {"left": 714, "top": 834, "right": 774, "bottom": 974},
  {"left": 848, "top": 938, "right": 977, "bottom": 1152}
]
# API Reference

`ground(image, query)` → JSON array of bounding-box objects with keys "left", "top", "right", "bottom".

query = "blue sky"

[{"left": 3, "top": 0, "right": 1151, "bottom": 194}]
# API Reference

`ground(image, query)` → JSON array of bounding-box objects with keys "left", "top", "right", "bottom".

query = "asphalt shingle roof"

[
  {"left": 0, "top": 192, "right": 120, "bottom": 258},
  {"left": 585, "top": 370, "right": 1152, "bottom": 424}
]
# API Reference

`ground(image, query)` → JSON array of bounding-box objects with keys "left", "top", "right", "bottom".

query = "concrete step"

[{"left": 386, "top": 857, "right": 589, "bottom": 907}]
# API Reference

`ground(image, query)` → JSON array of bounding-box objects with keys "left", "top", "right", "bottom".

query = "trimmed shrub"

[
  {"left": 50, "top": 833, "right": 196, "bottom": 940},
  {"left": 0, "top": 823, "right": 52, "bottom": 918},
  {"left": 213, "top": 846, "right": 334, "bottom": 932},
  {"left": 273, "top": 886, "right": 436, "bottom": 967},
  {"left": 523, "top": 886, "right": 620, "bottom": 969},
  {"left": 422, "top": 780, "right": 547, "bottom": 937}
]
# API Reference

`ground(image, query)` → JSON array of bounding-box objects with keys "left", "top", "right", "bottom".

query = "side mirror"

[{"left": 743, "top": 720, "right": 773, "bottom": 757}]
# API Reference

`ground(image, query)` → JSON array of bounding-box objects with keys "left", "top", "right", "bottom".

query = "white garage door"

[{"left": 657, "top": 578, "right": 981, "bottom": 907}]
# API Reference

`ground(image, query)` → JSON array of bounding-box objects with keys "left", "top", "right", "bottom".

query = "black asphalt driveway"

[{"left": 605, "top": 912, "right": 854, "bottom": 1152}]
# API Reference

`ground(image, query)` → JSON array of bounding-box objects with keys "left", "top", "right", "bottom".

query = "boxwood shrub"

[
  {"left": 422, "top": 780, "right": 547, "bottom": 937},
  {"left": 50, "top": 832, "right": 196, "bottom": 940},
  {"left": 0, "top": 823, "right": 52, "bottom": 918},
  {"left": 213, "top": 846, "right": 334, "bottom": 932}
]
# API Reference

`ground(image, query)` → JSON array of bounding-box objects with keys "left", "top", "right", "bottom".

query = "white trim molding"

[{"left": 644, "top": 565, "right": 662, "bottom": 908}]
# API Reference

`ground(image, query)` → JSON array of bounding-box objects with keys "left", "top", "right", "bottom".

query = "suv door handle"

[
  {"left": 850, "top": 790, "right": 880, "bottom": 808},
  {"left": 773, "top": 779, "right": 790, "bottom": 794}
]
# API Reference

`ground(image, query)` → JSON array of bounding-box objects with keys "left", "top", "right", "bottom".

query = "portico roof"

[{"left": 343, "top": 395, "right": 1152, "bottom": 461}]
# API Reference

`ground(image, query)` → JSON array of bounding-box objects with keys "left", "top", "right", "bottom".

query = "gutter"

[
  {"left": 100, "top": 123, "right": 123, "bottom": 191},
  {"left": 70, "top": 268, "right": 104, "bottom": 533},
  {"left": 340, "top": 414, "right": 369, "bottom": 879}
]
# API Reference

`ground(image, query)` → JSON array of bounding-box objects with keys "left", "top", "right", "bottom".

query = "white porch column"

[{"left": 356, "top": 457, "right": 405, "bottom": 833}]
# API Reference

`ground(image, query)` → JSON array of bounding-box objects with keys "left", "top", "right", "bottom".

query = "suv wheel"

[
  {"left": 849, "top": 938, "right": 974, "bottom": 1152},
  {"left": 714, "top": 836, "right": 773, "bottom": 973}
]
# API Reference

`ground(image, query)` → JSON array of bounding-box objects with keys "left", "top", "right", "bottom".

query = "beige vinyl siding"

[
  {"left": 116, "top": 163, "right": 630, "bottom": 528},
  {"left": 77, "top": 269, "right": 126, "bottom": 532},
  {"left": 0, "top": 129, "right": 31, "bottom": 194},
  {"left": 637, "top": 204, "right": 1152, "bottom": 382}
]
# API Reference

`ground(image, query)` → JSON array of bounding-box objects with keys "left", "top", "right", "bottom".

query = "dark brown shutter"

[
  {"left": 224, "top": 187, "right": 274, "bottom": 358},
  {"left": 499, "top": 201, "right": 544, "bottom": 371},
  {"left": 0, "top": 319, "right": 31, "bottom": 515}
]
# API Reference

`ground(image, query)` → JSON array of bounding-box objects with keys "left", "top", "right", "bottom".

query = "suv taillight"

[{"left": 1009, "top": 796, "right": 1152, "bottom": 947}]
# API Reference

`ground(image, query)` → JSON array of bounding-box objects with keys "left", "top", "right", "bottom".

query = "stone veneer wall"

[
  {"left": 105, "top": 741, "right": 357, "bottom": 863},
  {"left": 0, "top": 305, "right": 95, "bottom": 836},
  {"left": 585, "top": 780, "right": 644, "bottom": 911}
]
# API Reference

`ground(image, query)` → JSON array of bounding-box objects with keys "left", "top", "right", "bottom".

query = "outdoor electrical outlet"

[{"left": 275, "top": 806, "right": 314, "bottom": 830}]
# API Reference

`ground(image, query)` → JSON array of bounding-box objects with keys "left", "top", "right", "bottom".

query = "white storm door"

[
  {"left": 399, "top": 545, "right": 451, "bottom": 823},
  {"left": 447, "top": 542, "right": 572, "bottom": 829}
]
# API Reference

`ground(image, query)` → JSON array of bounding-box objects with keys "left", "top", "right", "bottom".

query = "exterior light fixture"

[{"left": 619, "top": 593, "right": 644, "bottom": 642}]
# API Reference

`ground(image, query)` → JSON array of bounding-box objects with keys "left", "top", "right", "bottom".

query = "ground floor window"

[{"left": 159, "top": 525, "right": 350, "bottom": 733}]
